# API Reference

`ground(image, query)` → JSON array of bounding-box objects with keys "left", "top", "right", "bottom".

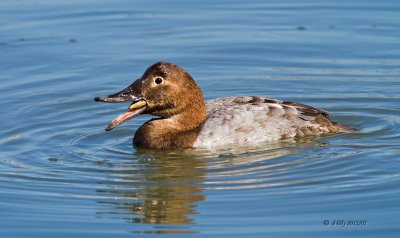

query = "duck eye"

[{"left": 155, "top": 77, "right": 163, "bottom": 84}]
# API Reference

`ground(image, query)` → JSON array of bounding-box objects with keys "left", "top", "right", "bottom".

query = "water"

[{"left": 1, "top": 0, "right": 399, "bottom": 237}]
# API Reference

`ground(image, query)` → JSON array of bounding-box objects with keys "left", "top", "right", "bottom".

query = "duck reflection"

[
  {"left": 96, "top": 140, "right": 322, "bottom": 228},
  {"left": 97, "top": 149, "right": 206, "bottom": 225}
]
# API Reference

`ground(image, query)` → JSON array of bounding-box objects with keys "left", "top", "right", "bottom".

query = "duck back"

[{"left": 193, "top": 96, "right": 355, "bottom": 148}]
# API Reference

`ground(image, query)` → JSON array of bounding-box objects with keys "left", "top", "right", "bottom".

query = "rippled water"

[{"left": 1, "top": 0, "right": 399, "bottom": 237}]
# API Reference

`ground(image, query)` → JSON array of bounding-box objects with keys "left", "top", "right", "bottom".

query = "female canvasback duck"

[{"left": 95, "top": 62, "right": 355, "bottom": 149}]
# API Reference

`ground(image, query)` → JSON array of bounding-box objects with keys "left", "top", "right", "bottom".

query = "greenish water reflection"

[{"left": 97, "top": 151, "right": 206, "bottom": 227}]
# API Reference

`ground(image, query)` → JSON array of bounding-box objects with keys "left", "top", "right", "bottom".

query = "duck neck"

[
  {"left": 134, "top": 101, "right": 207, "bottom": 149},
  {"left": 170, "top": 103, "right": 207, "bottom": 131}
]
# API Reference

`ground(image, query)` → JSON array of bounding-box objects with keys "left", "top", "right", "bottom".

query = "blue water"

[{"left": 1, "top": 0, "right": 399, "bottom": 237}]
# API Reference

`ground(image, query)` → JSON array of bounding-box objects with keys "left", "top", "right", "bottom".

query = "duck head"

[{"left": 95, "top": 62, "right": 207, "bottom": 131}]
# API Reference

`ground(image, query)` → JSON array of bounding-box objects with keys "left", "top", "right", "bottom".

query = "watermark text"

[{"left": 323, "top": 219, "right": 367, "bottom": 227}]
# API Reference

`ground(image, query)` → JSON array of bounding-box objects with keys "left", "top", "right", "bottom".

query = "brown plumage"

[{"left": 95, "top": 62, "right": 356, "bottom": 149}]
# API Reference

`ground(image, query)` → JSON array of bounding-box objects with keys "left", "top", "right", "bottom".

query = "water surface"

[{"left": 0, "top": 0, "right": 399, "bottom": 237}]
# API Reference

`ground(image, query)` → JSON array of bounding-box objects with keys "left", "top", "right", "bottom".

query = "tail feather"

[
  {"left": 337, "top": 123, "right": 357, "bottom": 133},
  {"left": 314, "top": 115, "right": 357, "bottom": 134}
]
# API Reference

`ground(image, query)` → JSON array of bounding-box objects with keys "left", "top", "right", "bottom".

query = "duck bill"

[
  {"left": 94, "top": 81, "right": 140, "bottom": 103},
  {"left": 105, "top": 104, "right": 147, "bottom": 131},
  {"left": 94, "top": 81, "right": 147, "bottom": 131}
]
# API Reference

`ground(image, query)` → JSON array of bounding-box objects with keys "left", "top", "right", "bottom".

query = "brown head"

[{"left": 95, "top": 62, "right": 207, "bottom": 131}]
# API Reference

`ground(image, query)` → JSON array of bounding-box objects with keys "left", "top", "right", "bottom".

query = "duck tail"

[
  {"left": 336, "top": 123, "right": 357, "bottom": 133},
  {"left": 315, "top": 115, "right": 357, "bottom": 133}
]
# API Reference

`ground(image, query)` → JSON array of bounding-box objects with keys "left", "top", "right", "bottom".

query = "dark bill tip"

[{"left": 105, "top": 124, "right": 114, "bottom": 131}]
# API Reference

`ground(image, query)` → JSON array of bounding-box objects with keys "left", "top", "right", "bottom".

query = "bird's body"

[
  {"left": 95, "top": 62, "right": 355, "bottom": 150},
  {"left": 193, "top": 96, "right": 353, "bottom": 148}
]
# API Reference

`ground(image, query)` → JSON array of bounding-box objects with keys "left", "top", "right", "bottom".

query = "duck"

[{"left": 95, "top": 62, "right": 355, "bottom": 149}]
